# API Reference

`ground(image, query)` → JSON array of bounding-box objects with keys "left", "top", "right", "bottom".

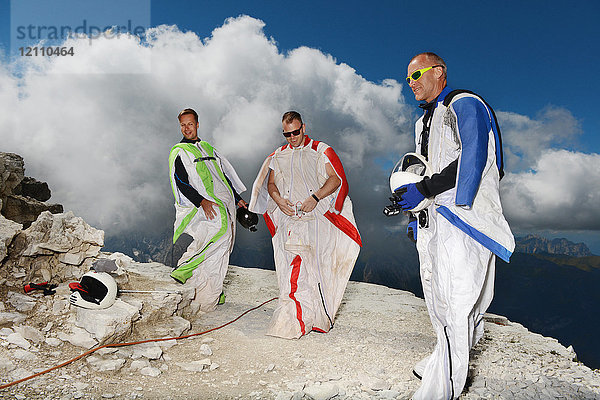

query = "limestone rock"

[
  {"left": 0, "top": 152, "right": 24, "bottom": 200},
  {"left": 75, "top": 299, "right": 141, "bottom": 343},
  {"left": 132, "top": 343, "right": 163, "bottom": 360},
  {"left": 140, "top": 366, "right": 161, "bottom": 376},
  {"left": 14, "top": 177, "right": 51, "bottom": 202},
  {"left": 6, "top": 332, "right": 31, "bottom": 349},
  {"left": 14, "top": 325, "right": 44, "bottom": 343},
  {"left": 0, "top": 311, "right": 27, "bottom": 324},
  {"left": 12, "top": 349, "right": 37, "bottom": 361},
  {"left": 23, "top": 211, "right": 104, "bottom": 257},
  {"left": 176, "top": 359, "right": 211, "bottom": 372},
  {"left": 0, "top": 214, "right": 22, "bottom": 262},
  {"left": 57, "top": 326, "right": 98, "bottom": 348},
  {"left": 6, "top": 291, "right": 37, "bottom": 312},
  {"left": 0, "top": 357, "right": 16, "bottom": 372},
  {"left": 303, "top": 382, "right": 339, "bottom": 400},
  {"left": 129, "top": 359, "right": 151, "bottom": 371},
  {"left": 2, "top": 194, "right": 63, "bottom": 228},
  {"left": 199, "top": 343, "right": 212, "bottom": 356},
  {"left": 45, "top": 337, "right": 63, "bottom": 347},
  {"left": 89, "top": 358, "right": 126, "bottom": 372}
]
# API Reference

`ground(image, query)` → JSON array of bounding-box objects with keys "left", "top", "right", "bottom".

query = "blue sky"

[
  {"left": 1, "top": 0, "right": 599, "bottom": 253},
  {"left": 149, "top": 0, "right": 600, "bottom": 151}
]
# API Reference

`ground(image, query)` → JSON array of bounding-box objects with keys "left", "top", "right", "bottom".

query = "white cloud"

[
  {"left": 501, "top": 150, "right": 600, "bottom": 230},
  {"left": 2, "top": 15, "right": 598, "bottom": 238},
  {"left": 497, "top": 106, "right": 581, "bottom": 172},
  {"left": 0, "top": 16, "right": 413, "bottom": 234}
]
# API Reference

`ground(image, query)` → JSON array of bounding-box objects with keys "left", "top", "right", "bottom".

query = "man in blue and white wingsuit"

[
  {"left": 397, "top": 52, "right": 515, "bottom": 399},
  {"left": 168, "top": 108, "right": 247, "bottom": 313}
]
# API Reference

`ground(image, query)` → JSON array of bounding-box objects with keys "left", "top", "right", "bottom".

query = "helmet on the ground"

[
  {"left": 389, "top": 152, "right": 433, "bottom": 212},
  {"left": 236, "top": 207, "right": 259, "bottom": 232},
  {"left": 69, "top": 271, "right": 117, "bottom": 309}
]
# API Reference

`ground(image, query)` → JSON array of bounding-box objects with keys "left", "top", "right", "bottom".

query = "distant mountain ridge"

[{"left": 515, "top": 234, "right": 593, "bottom": 257}]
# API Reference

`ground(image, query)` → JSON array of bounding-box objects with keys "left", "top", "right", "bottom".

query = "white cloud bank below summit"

[
  {"left": 0, "top": 15, "right": 598, "bottom": 235},
  {"left": 502, "top": 150, "right": 600, "bottom": 230}
]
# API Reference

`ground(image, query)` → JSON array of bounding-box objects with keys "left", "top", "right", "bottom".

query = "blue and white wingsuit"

[{"left": 412, "top": 87, "right": 515, "bottom": 400}]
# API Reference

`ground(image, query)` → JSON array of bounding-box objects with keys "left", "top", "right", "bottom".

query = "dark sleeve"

[
  {"left": 415, "top": 159, "right": 458, "bottom": 198},
  {"left": 223, "top": 174, "right": 242, "bottom": 203},
  {"left": 174, "top": 155, "right": 205, "bottom": 208}
]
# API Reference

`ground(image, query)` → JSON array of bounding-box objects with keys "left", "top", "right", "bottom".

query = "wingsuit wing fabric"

[
  {"left": 411, "top": 88, "right": 514, "bottom": 400},
  {"left": 249, "top": 136, "right": 361, "bottom": 339},
  {"left": 168, "top": 141, "right": 246, "bottom": 312}
]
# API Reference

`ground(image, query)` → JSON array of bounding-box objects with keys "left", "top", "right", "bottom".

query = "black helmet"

[{"left": 236, "top": 207, "right": 259, "bottom": 232}]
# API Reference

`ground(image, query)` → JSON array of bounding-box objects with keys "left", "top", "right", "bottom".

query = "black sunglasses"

[{"left": 282, "top": 126, "right": 303, "bottom": 138}]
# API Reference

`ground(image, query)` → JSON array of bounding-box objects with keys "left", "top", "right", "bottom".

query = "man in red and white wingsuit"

[{"left": 249, "top": 111, "right": 362, "bottom": 339}]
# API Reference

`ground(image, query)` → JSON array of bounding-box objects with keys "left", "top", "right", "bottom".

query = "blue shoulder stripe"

[
  {"left": 452, "top": 96, "right": 491, "bottom": 207},
  {"left": 437, "top": 205, "right": 512, "bottom": 262}
]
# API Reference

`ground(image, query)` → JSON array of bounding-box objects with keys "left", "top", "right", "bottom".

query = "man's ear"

[
  {"left": 434, "top": 67, "right": 444, "bottom": 80},
  {"left": 302, "top": 123, "right": 307, "bottom": 133}
]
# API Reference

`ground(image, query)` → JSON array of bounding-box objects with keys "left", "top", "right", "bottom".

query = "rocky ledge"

[{"left": 1, "top": 258, "right": 600, "bottom": 399}]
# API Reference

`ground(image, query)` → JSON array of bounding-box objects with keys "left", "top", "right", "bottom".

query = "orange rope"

[{"left": 0, "top": 297, "right": 277, "bottom": 390}]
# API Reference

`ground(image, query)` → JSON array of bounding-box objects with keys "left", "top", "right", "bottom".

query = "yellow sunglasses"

[{"left": 406, "top": 65, "right": 443, "bottom": 84}]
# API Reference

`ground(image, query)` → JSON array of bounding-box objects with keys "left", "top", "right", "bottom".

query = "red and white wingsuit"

[{"left": 249, "top": 135, "right": 361, "bottom": 339}]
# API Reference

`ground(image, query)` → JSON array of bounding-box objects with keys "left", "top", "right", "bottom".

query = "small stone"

[
  {"left": 265, "top": 363, "right": 275, "bottom": 372},
  {"left": 102, "top": 394, "right": 115, "bottom": 398},
  {"left": 57, "top": 327, "right": 97, "bottom": 349},
  {"left": 0, "top": 327, "right": 15, "bottom": 336},
  {"left": 200, "top": 343, "right": 212, "bottom": 356},
  {"left": 132, "top": 343, "right": 162, "bottom": 360},
  {"left": 93, "top": 359, "right": 126, "bottom": 372},
  {"left": 73, "top": 382, "right": 89, "bottom": 390},
  {"left": 97, "top": 347, "right": 118, "bottom": 355},
  {"left": 14, "top": 325, "right": 44, "bottom": 343},
  {"left": 0, "top": 358, "right": 16, "bottom": 372},
  {"left": 130, "top": 360, "right": 150, "bottom": 371},
  {"left": 7, "top": 292, "right": 37, "bottom": 312},
  {"left": 0, "top": 311, "right": 27, "bottom": 324},
  {"left": 158, "top": 338, "right": 177, "bottom": 350},
  {"left": 275, "top": 392, "right": 293, "bottom": 400},
  {"left": 304, "top": 382, "right": 339, "bottom": 400},
  {"left": 176, "top": 359, "right": 211, "bottom": 372},
  {"left": 42, "top": 322, "right": 53, "bottom": 332},
  {"left": 209, "top": 363, "right": 219, "bottom": 371},
  {"left": 7, "top": 332, "right": 31, "bottom": 349},
  {"left": 140, "top": 367, "right": 161, "bottom": 377},
  {"left": 12, "top": 349, "right": 37, "bottom": 361},
  {"left": 52, "top": 300, "right": 67, "bottom": 315}
]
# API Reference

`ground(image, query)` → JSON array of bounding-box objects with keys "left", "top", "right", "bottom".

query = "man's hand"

[
  {"left": 407, "top": 217, "right": 418, "bottom": 243},
  {"left": 273, "top": 195, "right": 295, "bottom": 216},
  {"left": 399, "top": 183, "right": 426, "bottom": 211},
  {"left": 237, "top": 199, "right": 248, "bottom": 208},
  {"left": 200, "top": 198, "right": 219, "bottom": 220},
  {"left": 300, "top": 195, "right": 318, "bottom": 213}
]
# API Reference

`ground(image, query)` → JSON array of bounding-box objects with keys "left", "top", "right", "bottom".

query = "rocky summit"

[
  {"left": 0, "top": 211, "right": 599, "bottom": 399},
  {"left": 1, "top": 153, "right": 600, "bottom": 399}
]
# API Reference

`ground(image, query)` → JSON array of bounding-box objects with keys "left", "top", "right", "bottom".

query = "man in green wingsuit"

[{"left": 168, "top": 108, "right": 247, "bottom": 312}]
